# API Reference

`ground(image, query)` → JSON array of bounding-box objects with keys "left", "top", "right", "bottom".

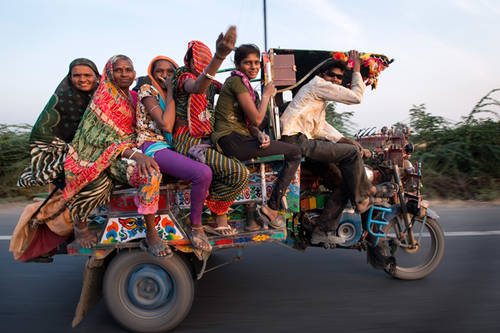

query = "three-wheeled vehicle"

[{"left": 32, "top": 48, "right": 445, "bottom": 332}]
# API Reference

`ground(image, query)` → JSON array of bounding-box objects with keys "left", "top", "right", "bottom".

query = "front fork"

[{"left": 392, "top": 165, "right": 417, "bottom": 247}]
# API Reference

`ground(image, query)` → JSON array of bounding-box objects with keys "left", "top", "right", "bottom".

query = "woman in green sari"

[{"left": 18, "top": 58, "right": 99, "bottom": 188}]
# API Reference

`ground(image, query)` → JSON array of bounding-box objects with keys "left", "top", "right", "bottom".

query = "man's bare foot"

[{"left": 74, "top": 225, "right": 97, "bottom": 248}]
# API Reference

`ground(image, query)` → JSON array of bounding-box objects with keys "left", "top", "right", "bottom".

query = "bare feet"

[
  {"left": 74, "top": 223, "right": 97, "bottom": 248},
  {"left": 144, "top": 214, "right": 170, "bottom": 257},
  {"left": 145, "top": 229, "right": 171, "bottom": 257}
]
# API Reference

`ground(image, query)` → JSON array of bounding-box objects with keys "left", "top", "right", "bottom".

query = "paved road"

[{"left": 1, "top": 204, "right": 499, "bottom": 332}]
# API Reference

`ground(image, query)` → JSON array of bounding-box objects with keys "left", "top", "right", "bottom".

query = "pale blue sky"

[{"left": 1, "top": 0, "right": 499, "bottom": 129}]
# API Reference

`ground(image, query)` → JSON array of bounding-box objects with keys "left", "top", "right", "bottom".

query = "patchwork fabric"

[{"left": 63, "top": 57, "right": 136, "bottom": 200}]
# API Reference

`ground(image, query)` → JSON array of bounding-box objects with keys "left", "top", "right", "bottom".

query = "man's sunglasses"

[{"left": 326, "top": 72, "right": 344, "bottom": 80}]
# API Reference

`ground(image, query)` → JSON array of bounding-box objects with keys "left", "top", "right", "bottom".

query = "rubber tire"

[
  {"left": 103, "top": 250, "right": 194, "bottom": 333},
  {"left": 389, "top": 217, "right": 445, "bottom": 280}
]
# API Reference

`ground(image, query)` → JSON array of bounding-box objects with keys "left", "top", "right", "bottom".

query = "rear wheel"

[
  {"left": 103, "top": 250, "right": 194, "bottom": 332},
  {"left": 385, "top": 216, "right": 445, "bottom": 280}
]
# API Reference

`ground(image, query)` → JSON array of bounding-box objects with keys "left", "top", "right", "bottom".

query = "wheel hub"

[
  {"left": 404, "top": 243, "right": 420, "bottom": 253},
  {"left": 127, "top": 264, "right": 173, "bottom": 309},
  {"left": 337, "top": 222, "right": 356, "bottom": 243}
]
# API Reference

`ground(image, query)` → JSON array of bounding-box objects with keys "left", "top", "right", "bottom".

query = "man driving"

[{"left": 280, "top": 50, "right": 374, "bottom": 245}]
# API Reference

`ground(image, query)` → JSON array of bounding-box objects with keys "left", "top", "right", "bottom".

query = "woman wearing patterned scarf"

[
  {"left": 172, "top": 26, "right": 249, "bottom": 236},
  {"left": 64, "top": 55, "right": 169, "bottom": 256},
  {"left": 213, "top": 44, "right": 301, "bottom": 230},
  {"left": 18, "top": 58, "right": 100, "bottom": 188},
  {"left": 136, "top": 55, "right": 213, "bottom": 251}
]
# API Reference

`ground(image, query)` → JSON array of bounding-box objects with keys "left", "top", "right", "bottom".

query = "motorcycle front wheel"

[{"left": 384, "top": 216, "right": 445, "bottom": 280}]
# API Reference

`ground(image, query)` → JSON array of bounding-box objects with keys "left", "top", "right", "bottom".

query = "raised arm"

[
  {"left": 317, "top": 50, "right": 365, "bottom": 104},
  {"left": 182, "top": 26, "right": 237, "bottom": 95}
]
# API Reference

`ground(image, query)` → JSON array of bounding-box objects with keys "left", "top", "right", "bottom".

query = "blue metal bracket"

[{"left": 367, "top": 206, "right": 392, "bottom": 246}]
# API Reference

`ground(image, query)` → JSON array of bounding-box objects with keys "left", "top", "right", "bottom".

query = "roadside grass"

[{"left": 2, "top": 89, "right": 499, "bottom": 201}]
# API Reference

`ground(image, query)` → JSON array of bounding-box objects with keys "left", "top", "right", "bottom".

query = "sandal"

[
  {"left": 188, "top": 226, "right": 212, "bottom": 252},
  {"left": 140, "top": 239, "right": 173, "bottom": 258},
  {"left": 203, "top": 224, "right": 237, "bottom": 236},
  {"left": 257, "top": 205, "right": 286, "bottom": 229}
]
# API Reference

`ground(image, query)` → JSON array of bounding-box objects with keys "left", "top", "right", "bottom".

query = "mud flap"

[{"left": 71, "top": 257, "right": 106, "bottom": 327}]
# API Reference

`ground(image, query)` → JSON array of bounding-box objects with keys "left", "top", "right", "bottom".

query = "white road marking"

[
  {"left": 0, "top": 236, "right": 12, "bottom": 240},
  {"left": 388, "top": 230, "right": 500, "bottom": 238},
  {"left": 444, "top": 230, "right": 500, "bottom": 237}
]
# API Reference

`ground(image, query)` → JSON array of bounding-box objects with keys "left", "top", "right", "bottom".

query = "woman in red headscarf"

[
  {"left": 172, "top": 26, "right": 249, "bottom": 236},
  {"left": 135, "top": 55, "right": 213, "bottom": 251}
]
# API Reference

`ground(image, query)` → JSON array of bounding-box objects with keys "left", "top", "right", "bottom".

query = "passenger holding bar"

[{"left": 213, "top": 44, "right": 301, "bottom": 230}]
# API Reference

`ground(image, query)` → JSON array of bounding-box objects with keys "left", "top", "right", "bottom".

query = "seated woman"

[
  {"left": 172, "top": 26, "right": 249, "bottom": 236},
  {"left": 212, "top": 44, "right": 301, "bottom": 230},
  {"left": 136, "top": 55, "right": 213, "bottom": 251},
  {"left": 64, "top": 55, "right": 170, "bottom": 257},
  {"left": 11, "top": 59, "right": 99, "bottom": 262},
  {"left": 18, "top": 58, "right": 100, "bottom": 189}
]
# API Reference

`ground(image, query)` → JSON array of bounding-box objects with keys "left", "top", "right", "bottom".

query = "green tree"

[
  {"left": 324, "top": 102, "right": 356, "bottom": 137},
  {"left": 0, "top": 123, "right": 41, "bottom": 198},
  {"left": 407, "top": 90, "right": 500, "bottom": 200},
  {"left": 408, "top": 103, "right": 449, "bottom": 144}
]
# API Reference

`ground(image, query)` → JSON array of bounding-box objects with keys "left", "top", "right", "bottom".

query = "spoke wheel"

[{"left": 385, "top": 216, "right": 445, "bottom": 280}]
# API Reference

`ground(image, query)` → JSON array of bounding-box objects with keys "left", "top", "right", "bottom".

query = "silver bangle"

[
  {"left": 149, "top": 104, "right": 161, "bottom": 113},
  {"left": 202, "top": 69, "right": 215, "bottom": 80},
  {"left": 129, "top": 150, "right": 138, "bottom": 160}
]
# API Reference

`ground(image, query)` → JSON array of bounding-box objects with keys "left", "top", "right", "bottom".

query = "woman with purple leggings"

[{"left": 136, "top": 56, "right": 212, "bottom": 252}]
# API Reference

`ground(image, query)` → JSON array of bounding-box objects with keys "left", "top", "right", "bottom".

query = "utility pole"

[{"left": 263, "top": 0, "right": 268, "bottom": 51}]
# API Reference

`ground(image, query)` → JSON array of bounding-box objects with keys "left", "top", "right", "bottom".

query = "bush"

[
  {"left": 0, "top": 124, "right": 44, "bottom": 199},
  {"left": 408, "top": 89, "right": 500, "bottom": 200}
]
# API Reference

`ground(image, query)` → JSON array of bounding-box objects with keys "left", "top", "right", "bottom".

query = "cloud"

[{"left": 291, "top": 0, "right": 361, "bottom": 38}]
